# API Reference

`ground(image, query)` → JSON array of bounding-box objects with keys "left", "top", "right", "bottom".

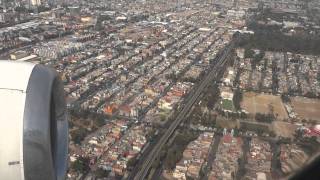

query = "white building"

[
  {"left": 227, "top": 10, "right": 246, "bottom": 19},
  {"left": 31, "top": 0, "right": 41, "bottom": 6}
]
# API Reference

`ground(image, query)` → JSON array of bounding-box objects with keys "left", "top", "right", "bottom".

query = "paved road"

[{"left": 132, "top": 41, "right": 235, "bottom": 180}]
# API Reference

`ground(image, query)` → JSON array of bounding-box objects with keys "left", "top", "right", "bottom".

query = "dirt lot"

[
  {"left": 241, "top": 92, "right": 288, "bottom": 120},
  {"left": 216, "top": 116, "right": 240, "bottom": 129},
  {"left": 291, "top": 97, "right": 320, "bottom": 121},
  {"left": 272, "top": 121, "right": 298, "bottom": 138}
]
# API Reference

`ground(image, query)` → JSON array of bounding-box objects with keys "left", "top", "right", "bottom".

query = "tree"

[
  {"left": 206, "top": 85, "right": 220, "bottom": 109},
  {"left": 304, "top": 91, "right": 317, "bottom": 98},
  {"left": 127, "top": 156, "right": 138, "bottom": 168},
  {"left": 15, "top": 6, "right": 28, "bottom": 13},
  {"left": 94, "top": 117, "right": 106, "bottom": 127},
  {"left": 237, "top": 158, "right": 246, "bottom": 177},
  {"left": 72, "top": 127, "right": 88, "bottom": 144},
  {"left": 233, "top": 88, "right": 243, "bottom": 110},
  {"left": 71, "top": 157, "right": 90, "bottom": 173},
  {"left": 37, "top": 5, "right": 51, "bottom": 13},
  {"left": 238, "top": 21, "right": 320, "bottom": 55},
  {"left": 146, "top": 128, "right": 157, "bottom": 142},
  {"left": 94, "top": 168, "right": 109, "bottom": 178},
  {"left": 281, "top": 94, "right": 290, "bottom": 103},
  {"left": 255, "top": 113, "right": 275, "bottom": 123},
  {"left": 163, "top": 131, "right": 199, "bottom": 170},
  {"left": 201, "top": 112, "right": 216, "bottom": 127},
  {"left": 164, "top": 148, "right": 178, "bottom": 169},
  {"left": 244, "top": 48, "right": 255, "bottom": 58}
]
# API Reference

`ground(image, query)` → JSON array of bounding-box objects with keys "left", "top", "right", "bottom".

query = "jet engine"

[{"left": 0, "top": 61, "right": 68, "bottom": 180}]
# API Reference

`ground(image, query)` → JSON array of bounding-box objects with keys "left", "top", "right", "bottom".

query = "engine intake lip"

[{"left": 23, "top": 64, "right": 68, "bottom": 180}]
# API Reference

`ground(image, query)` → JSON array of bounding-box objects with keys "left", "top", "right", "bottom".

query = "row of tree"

[
  {"left": 162, "top": 130, "right": 199, "bottom": 170},
  {"left": 255, "top": 113, "right": 275, "bottom": 123},
  {"left": 233, "top": 88, "right": 243, "bottom": 110}
]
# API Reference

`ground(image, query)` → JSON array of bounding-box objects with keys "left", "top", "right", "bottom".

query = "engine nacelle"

[{"left": 0, "top": 61, "right": 68, "bottom": 180}]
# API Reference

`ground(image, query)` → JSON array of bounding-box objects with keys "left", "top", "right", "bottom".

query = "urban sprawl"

[{"left": 1, "top": 0, "right": 320, "bottom": 179}]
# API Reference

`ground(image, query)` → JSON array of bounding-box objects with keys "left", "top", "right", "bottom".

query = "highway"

[{"left": 132, "top": 41, "right": 235, "bottom": 180}]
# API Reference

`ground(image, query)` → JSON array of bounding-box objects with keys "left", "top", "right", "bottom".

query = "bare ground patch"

[
  {"left": 291, "top": 97, "right": 320, "bottom": 121},
  {"left": 241, "top": 92, "right": 288, "bottom": 120}
]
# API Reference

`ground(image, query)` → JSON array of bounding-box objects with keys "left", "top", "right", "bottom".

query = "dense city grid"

[{"left": 1, "top": 0, "right": 320, "bottom": 179}]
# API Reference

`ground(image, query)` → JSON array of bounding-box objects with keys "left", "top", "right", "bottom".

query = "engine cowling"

[{"left": 0, "top": 61, "right": 68, "bottom": 180}]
